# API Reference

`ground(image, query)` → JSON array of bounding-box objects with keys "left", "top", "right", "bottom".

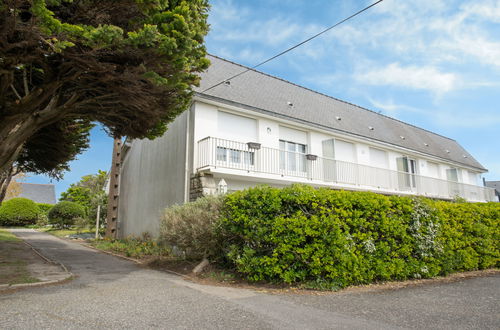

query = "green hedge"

[
  {"left": 36, "top": 203, "right": 54, "bottom": 215},
  {"left": 218, "top": 185, "right": 499, "bottom": 288},
  {"left": 0, "top": 198, "right": 41, "bottom": 226},
  {"left": 48, "top": 201, "right": 86, "bottom": 228}
]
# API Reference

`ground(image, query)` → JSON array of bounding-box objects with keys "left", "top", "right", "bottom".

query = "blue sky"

[{"left": 28, "top": 0, "right": 500, "bottom": 198}]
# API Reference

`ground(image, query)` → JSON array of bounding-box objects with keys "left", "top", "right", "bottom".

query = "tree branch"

[
  {"left": 23, "top": 68, "right": 29, "bottom": 96},
  {"left": 10, "top": 84, "right": 22, "bottom": 100}
]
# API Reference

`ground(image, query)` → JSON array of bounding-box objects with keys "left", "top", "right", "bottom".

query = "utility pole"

[
  {"left": 105, "top": 137, "right": 122, "bottom": 239},
  {"left": 95, "top": 204, "right": 101, "bottom": 239}
]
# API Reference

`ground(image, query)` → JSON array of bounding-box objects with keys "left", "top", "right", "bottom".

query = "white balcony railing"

[{"left": 197, "top": 137, "right": 496, "bottom": 202}]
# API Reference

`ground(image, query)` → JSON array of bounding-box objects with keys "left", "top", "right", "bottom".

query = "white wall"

[{"left": 192, "top": 100, "right": 484, "bottom": 185}]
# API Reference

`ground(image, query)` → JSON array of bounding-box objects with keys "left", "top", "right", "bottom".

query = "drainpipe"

[{"left": 184, "top": 105, "right": 192, "bottom": 203}]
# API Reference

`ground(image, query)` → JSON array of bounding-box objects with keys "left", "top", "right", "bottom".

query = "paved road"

[{"left": 1, "top": 229, "right": 499, "bottom": 329}]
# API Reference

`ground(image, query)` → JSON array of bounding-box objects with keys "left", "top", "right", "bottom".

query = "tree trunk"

[
  {"left": 0, "top": 92, "right": 74, "bottom": 174},
  {"left": 0, "top": 165, "right": 15, "bottom": 205}
]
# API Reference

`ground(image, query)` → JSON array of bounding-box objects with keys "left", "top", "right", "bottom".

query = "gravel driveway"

[{"left": 1, "top": 229, "right": 499, "bottom": 329}]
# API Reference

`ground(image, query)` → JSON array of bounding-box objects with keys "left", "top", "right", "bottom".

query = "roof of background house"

[
  {"left": 16, "top": 183, "right": 56, "bottom": 204},
  {"left": 484, "top": 181, "right": 500, "bottom": 193},
  {"left": 195, "top": 55, "right": 486, "bottom": 171}
]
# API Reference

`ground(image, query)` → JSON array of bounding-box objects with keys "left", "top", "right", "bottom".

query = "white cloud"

[
  {"left": 356, "top": 63, "right": 460, "bottom": 94},
  {"left": 366, "top": 98, "right": 500, "bottom": 129},
  {"left": 460, "top": 0, "right": 500, "bottom": 23},
  {"left": 366, "top": 97, "right": 428, "bottom": 116}
]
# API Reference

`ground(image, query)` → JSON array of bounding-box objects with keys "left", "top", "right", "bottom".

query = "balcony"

[{"left": 197, "top": 137, "right": 496, "bottom": 202}]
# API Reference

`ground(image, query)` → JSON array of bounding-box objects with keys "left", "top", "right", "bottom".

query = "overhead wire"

[{"left": 201, "top": 0, "right": 384, "bottom": 94}]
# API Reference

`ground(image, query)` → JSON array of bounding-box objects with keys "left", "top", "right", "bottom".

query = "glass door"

[
  {"left": 397, "top": 156, "right": 417, "bottom": 190},
  {"left": 280, "top": 140, "right": 307, "bottom": 176}
]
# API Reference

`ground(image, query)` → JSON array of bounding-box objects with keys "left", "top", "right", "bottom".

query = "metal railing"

[{"left": 197, "top": 137, "right": 496, "bottom": 202}]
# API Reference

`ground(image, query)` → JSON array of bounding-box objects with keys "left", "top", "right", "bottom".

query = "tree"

[
  {"left": 48, "top": 201, "right": 86, "bottom": 228},
  {"left": 0, "top": 0, "right": 210, "bottom": 174},
  {"left": 60, "top": 170, "right": 108, "bottom": 225},
  {"left": 0, "top": 119, "right": 91, "bottom": 204},
  {"left": 3, "top": 172, "right": 26, "bottom": 200}
]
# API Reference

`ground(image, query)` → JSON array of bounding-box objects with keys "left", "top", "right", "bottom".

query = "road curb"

[{"left": 1, "top": 230, "right": 74, "bottom": 292}]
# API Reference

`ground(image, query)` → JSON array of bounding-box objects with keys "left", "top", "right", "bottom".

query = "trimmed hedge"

[
  {"left": 218, "top": 185, "right": 499, "bottom": 288},
  {"left": 48, "top": 201, "right": 86, "bottom": 228},
  {"left": 36, "top": 203, "right": 53, "bottom": 215},
  {"left": 0, "top": 198, "right": 41, "bottom": 226}
]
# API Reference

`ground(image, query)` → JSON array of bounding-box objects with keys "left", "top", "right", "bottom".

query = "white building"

[{"left": 117, "top": 55, "right": 495, "bottom": 237}]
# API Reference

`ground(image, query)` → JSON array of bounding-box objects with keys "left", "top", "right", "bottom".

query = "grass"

[
  {"left": 0, "top": 228, "right": 40, "bottom": 285},
  {"left": 90, "top": 237, "right": 170, "bottom": 259},
  {"left": 0, "top": 229, "right": 20, "bottom": 242},
  {"left": 39, "top": 227, "right": 95, "bottom": 238}
]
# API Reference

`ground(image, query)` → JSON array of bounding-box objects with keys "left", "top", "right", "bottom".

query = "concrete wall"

[{"left": 117, "top": 111, "right": 188, "bottom": 238}]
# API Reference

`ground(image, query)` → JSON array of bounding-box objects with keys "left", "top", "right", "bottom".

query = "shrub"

[
  {"left": 0, "top": 198, "right": 41, "bottom": 226},
  {"left": 36, "top": 203, "right": 54, "bottom": 215},
  {"left": 218, "top": 185, "right": 500, "bottom": 288},
  {"left": 48, "top": 201, "right": 86, "bottom": 228},
  {"left": 160, "top": 195, "right": 224, "bottom": 259}
]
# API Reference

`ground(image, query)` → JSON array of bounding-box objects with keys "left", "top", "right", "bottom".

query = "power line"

[{"left": 201, "top": 0, "right": 384, "bottom": 94}]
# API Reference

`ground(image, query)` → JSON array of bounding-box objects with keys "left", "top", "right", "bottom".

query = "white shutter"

[
  {"left": 217, "top": 111, "right": 257, "bottom": 141},
  {"left": 279, "top": 126, "right": 307, "bottom": 144},
  {"left": 335, "top": 140, "right": 356, "bottom": 162},
  {"left": 427, "top": 162, "right": 439, "bottom": 178},
  {"left": 369, "top": 147, "right": 388, "bottom": 168}
]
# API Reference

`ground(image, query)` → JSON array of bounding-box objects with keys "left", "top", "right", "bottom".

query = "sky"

[{"left": 27, "top": 0, "right": 500, "bottom": 199}]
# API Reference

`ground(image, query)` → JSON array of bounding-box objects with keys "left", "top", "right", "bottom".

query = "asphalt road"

[{"left": 1, "top": 229, "right": 499, "bottom": 330}]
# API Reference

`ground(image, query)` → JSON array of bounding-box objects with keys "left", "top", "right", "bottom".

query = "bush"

[
  {"left": 36, "top": 203, "right": 53, "bottom": 215},
  {"left": 0, "top": 198, "right": 41, "bottom": 226},
  {"left": 48, "top": 201, "right": 86, "bottom": 228},
  {"left": 159, "top": 195, "right": 223, "bottom": 259},
  {"left": 218, "top": 185, "right": 500, "bottom": 288}
]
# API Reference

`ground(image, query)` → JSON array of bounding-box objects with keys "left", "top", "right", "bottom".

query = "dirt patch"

[{"left": 0, "top": 239, "right": 68, "bottom": 286}]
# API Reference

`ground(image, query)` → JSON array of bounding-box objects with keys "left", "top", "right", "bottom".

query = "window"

[
  {"left": 216, "top": 147, "right": 254, "bottom": 166},
  {"left": 279, "top": 140, "right": 307, "bottom": 172},
  {"left": 397, "top": 156, "right": 417, "bottom": 189},
  {"left": 446, "top": 168, "right": 459, "bottom": 182}
]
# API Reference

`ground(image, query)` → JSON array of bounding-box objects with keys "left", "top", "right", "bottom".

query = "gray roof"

[
  {"left": 17, "top": 183, "right": 56, "bottom": 204},
  {"left": 485, "top": 181, "right": 500, "bottom": 193},
  {"left": 195, "top": 55, "right": 486, "bottom": 171}
]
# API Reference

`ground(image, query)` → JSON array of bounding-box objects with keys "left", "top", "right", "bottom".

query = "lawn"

[
  {"left": 0, "top": 229, "right": 20, "bottom": 242},
  {"left": 39, "top": 227, "right": 95, "bottom": 238},
  {"left": 0, "top": 229, "right": 40, "bottom": 285}
]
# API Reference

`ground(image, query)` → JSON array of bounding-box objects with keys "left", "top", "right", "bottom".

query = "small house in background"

[
  {"left": 13, "top": 183, "right": 57, "bottom": 204},
  {"left": 116, "top": 55, "right": 496, "bottom": 238},
  {"left": 484, "top": 180, "right": 500, "bottom": 202}
]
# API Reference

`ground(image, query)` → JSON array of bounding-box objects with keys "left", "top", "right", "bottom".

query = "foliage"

[
  {"left": 217, "top": 185, "right": 500, "bottom": 288},
  {"left": 34, "top": 202, "right": 52, "bottom": 227},
  {"left": 0, "top": 0, "right": 210, "bottom": 175},
  {"left": 60, "top": 170, "right": 108, "bottom": 226},
  {"left": 160, "top": 195, "right": 223, "bottom": 259},
  {"left": 0, "top": 198, "right": 41, "bottom": 226},
  {"left": 91, "top": 237, "right": 170, "bottom": 259},
  {"left": 14, "top": 120, "right": 93, "bottom": 179},
  {"left": 36, "top": 203, "right": 54, "bottom": 215},
  {"left": 48, "top": 201, "right": 86, "bottom": 229}
]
